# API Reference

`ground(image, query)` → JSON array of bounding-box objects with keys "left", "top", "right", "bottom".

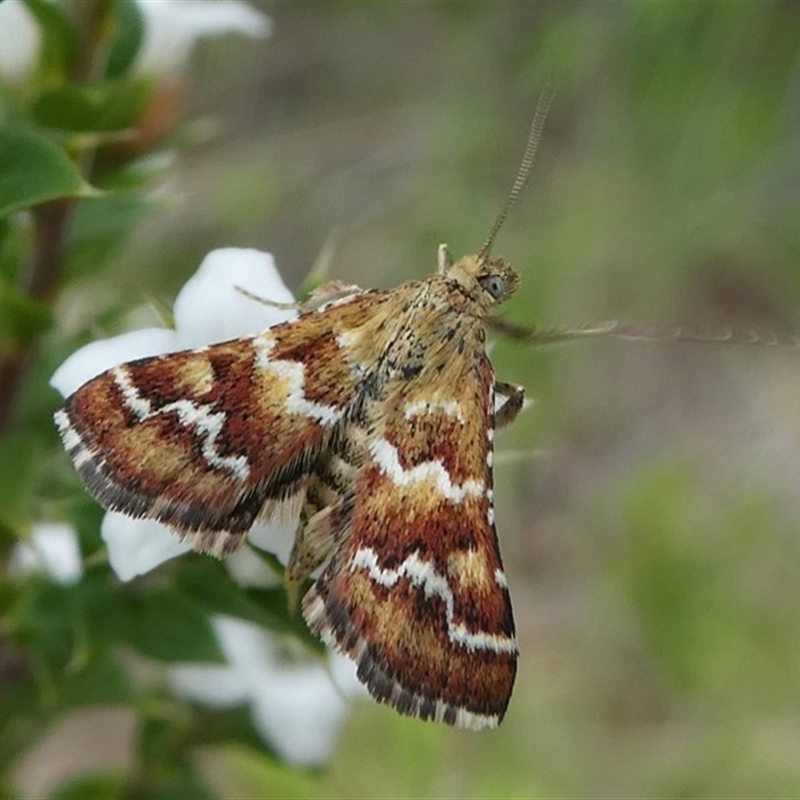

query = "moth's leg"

[
  {"left": 286, "top": 498, "right": 345, "bottom": 585},
  {"left": 235, "top": 280, "right": 365, "bottom": 314},
  {"left": 495, "top": 381, "right": 524, "bottom": 428},
  {"left": 301, "top": 280, "right": 365, "bottom": 311},
  {"left": 284, "top": 446, "right": 358, "bottom": 611},
  {"left": 234, "top": 285, "right": 299, "bottom": 310},
  {"left": 285, "top": 494, "right": 352, "bottom": 613},
  {"left": 286, "top": 475, "right": 331, "bottom": 579}
]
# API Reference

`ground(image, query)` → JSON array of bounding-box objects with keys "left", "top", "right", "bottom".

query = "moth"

[
  {"left": 55, "top": 87, "right": 553, "bottom": 731},
  {"left": 54, "top": 90, "right": 793, "bottom": 731}
]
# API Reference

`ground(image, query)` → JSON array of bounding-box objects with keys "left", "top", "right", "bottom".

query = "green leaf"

[
  {"left": 174, "top": 559, "right": 323, "bottom": 653},
  {"left": 0, "top": 129, "right": 92, "bottom": 218},
  {"left": 0, "top": 660, "right": 40, "bottom": 777},
  {"left": 5, "top": 579, "right": 134, "bottom": 710},
  {"left": 121, "top": 587, "right": 224, "bottom": 663},
  {"left": 242, "top": 586, "right": 323, "bottom": 651},
  {"left": 185, "top": 706, "right": 266, "bottom": 752},
  {"left": 57, "top": 649, "right": 136, "bottom": 709},
  {"left": 211, "top": 744, "right": 321, "bottom": 799},
  {"left": 65, "top": 191, "right": 152, "bottom": 279},
  {"left": 106, "top": 0, "right": 145, "bottom": 78},
  {"left": 130, "top": 765, "right": 215, "bottom": 800},
  {"left": 8, "top": 577, "right": 130, "bottom": 698},
  {"left": 0, "top": 213, "right": 29, "bottom": 283},
  {"left": 11, "top": 580, "right": 75, "bottom": 667},
  {"left": 138, "top": 713, "right": 187, "bottom": 774},
  {"left": 0, "top": 276, "right": 52, "bottom": 343},
  {"left": 0, "top": 431, "right": 45, "bottom": 529},
  {"left": 50, "top": 773, "right": 126, "bottom": 800},
  {"left": 174, "top": 559, "right": 273, "bottom": 623},
  {"left": 32, "top": 79, "right": 152, "bottom": 134},
  {"left": 21, "top": 0, "right": 75, "bottom": 82},
  {"left": 0, "top": 87, "right": 33, "bottom": 129}
]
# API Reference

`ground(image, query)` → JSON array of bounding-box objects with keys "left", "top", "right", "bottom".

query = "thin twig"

[{"left": 0, "top": 200, "right": 73, "bottom": 432}]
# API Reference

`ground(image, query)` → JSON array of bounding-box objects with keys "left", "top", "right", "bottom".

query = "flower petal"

[
  {"left": 0, "top": 0, "right": 40, "bottom": 84},
  {"left": 210, "top": 615, "right": 276, "bottom": 677},
  {"left": 9, "top": 523, "right": 83, "bottom": 585},
  {"left": 328, "top": 651, "right": 369, "bottom": 700},
  {"left": 176, "top": 616, "right": 352, "bottom": 766},
  {"left": 101, "top": 512, "right": 191, "bottom": 581},
  {"left": 246, "top": 497, "right": 303, "bottom": 568},
  {"left": 227, "top": 503, "right": 305, "bottom": 587},
  {"left": 173, "top": 248, "right": 296, "bottom": 349},
  {"left": 224, "top": 547, "right": 281, "bottom": 589},
  {"left": 50, "top": 328, "right": 180, "bottom": 397},
  {"left": 249, "top": 664, "right": 349, "bottom": 767},
  {"left": 168, "top": 663, "right": 250, "bottom": 707},
  {"left": 135, "top": 0, "right": 272, "bottom": 75}
]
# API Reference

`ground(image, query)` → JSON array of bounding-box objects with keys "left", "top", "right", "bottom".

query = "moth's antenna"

[
  {"left": 478, "top": 80, "right": 555, "bottom": 261},
  {"left": 488, "top": 317, "right": 800, "bottom": 350}
]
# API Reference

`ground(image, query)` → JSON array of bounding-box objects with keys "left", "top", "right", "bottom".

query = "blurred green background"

[{"left": 29, "top": 1, "right": 800, "bottom": 797}]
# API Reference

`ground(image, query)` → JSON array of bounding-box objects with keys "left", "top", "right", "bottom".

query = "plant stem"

[{"left": 0, "top": 200, "right": 73, "bottom": 432}]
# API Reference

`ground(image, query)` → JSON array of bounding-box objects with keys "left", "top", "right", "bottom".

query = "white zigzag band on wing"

[
  {"left": 350, "top": 547, "right": 517, "bottom": 655},
  {"left": 254, "top": 332, "right": 344, "bottom": 426},
  {"left": 369, "top": 438, "right": 484, "bottom": 503},
  {"left": 112, "top": 365, "right": 251, "bottom": 481},
  {"left": 403, "top": 399, "right": 465, "bottom": 424}
]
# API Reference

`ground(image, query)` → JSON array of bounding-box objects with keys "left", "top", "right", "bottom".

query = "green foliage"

[
  {"left": 0, "top": 127, "right": 92, "bottom": 217},
  {"left": 105, "top": 0, "right": 145, "bottom": 80},
  {"left": 64, "top": 191, "right": 153, "bottom": 278},
  {"left": 32, "top": 78, "right": 152, "bottom": 134},
  {"left": 174, "top": 558, "right": 323, "bottom": 651},
  {"left": 0, "top": 432, "right": 45, "bottom": 532},
  {"left": 20, "top": 0, "right": 75, "bottom": 82},
  {"left": 0, "top": 1, "right": 300, "bottom": 796},
  {"left": 49, "top": 773, "right": 127, "bottom": 800},
  {"left": 120, "top": 586, "right": 224, "bottom": 664},
  {"left": 0, "top": 277, "right": 52, "bottom": 343}
]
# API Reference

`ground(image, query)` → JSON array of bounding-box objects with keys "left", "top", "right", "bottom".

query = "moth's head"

[{"left": 441, "top": 247, "right": 520, "bottom": 309}]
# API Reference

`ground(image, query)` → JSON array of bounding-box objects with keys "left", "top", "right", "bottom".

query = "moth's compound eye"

[{"left": 480, "top": 274, "right": 506, "bottom": 300}]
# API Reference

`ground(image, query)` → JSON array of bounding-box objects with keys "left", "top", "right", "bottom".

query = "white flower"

[
  {"left": 169, "top": 616, "right": 364, "bottom": 767},
  {"left": 9, "top": 523, "right": 83, "bottom": 585},
  {"left": 0, "top": 0, "right": 270, "bottom": 85},
  {"left": 51, "top": 248, "right": 298, "bottom": 581},
  {"left": 224, "top": 513, "right": 300, "bottom": 589},
  {"left": 0, "top": 0, "right": 40, "bottom": 84},
  {"left": 100, "top": 512, "right": 193, "bottom": 582},
  {"left": 135, "top": 0, "right": 272, "bottom": 75}
]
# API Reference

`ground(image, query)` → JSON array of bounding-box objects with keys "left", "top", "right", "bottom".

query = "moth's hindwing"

[{"left": 303, "top": 351, "right": 517, "bottom": 729}]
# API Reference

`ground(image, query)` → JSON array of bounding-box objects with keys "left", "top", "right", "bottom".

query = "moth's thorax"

[{"left": 319, "top": 277, "right": 489, "bottom": 398}]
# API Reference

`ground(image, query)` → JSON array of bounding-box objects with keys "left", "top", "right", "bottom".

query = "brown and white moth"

[
  {"left": 56, "top": 242, "right": 528, "bottom": 728},
  {"left": 54, "top": 90, "right": 557, "bottom": 732}
]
